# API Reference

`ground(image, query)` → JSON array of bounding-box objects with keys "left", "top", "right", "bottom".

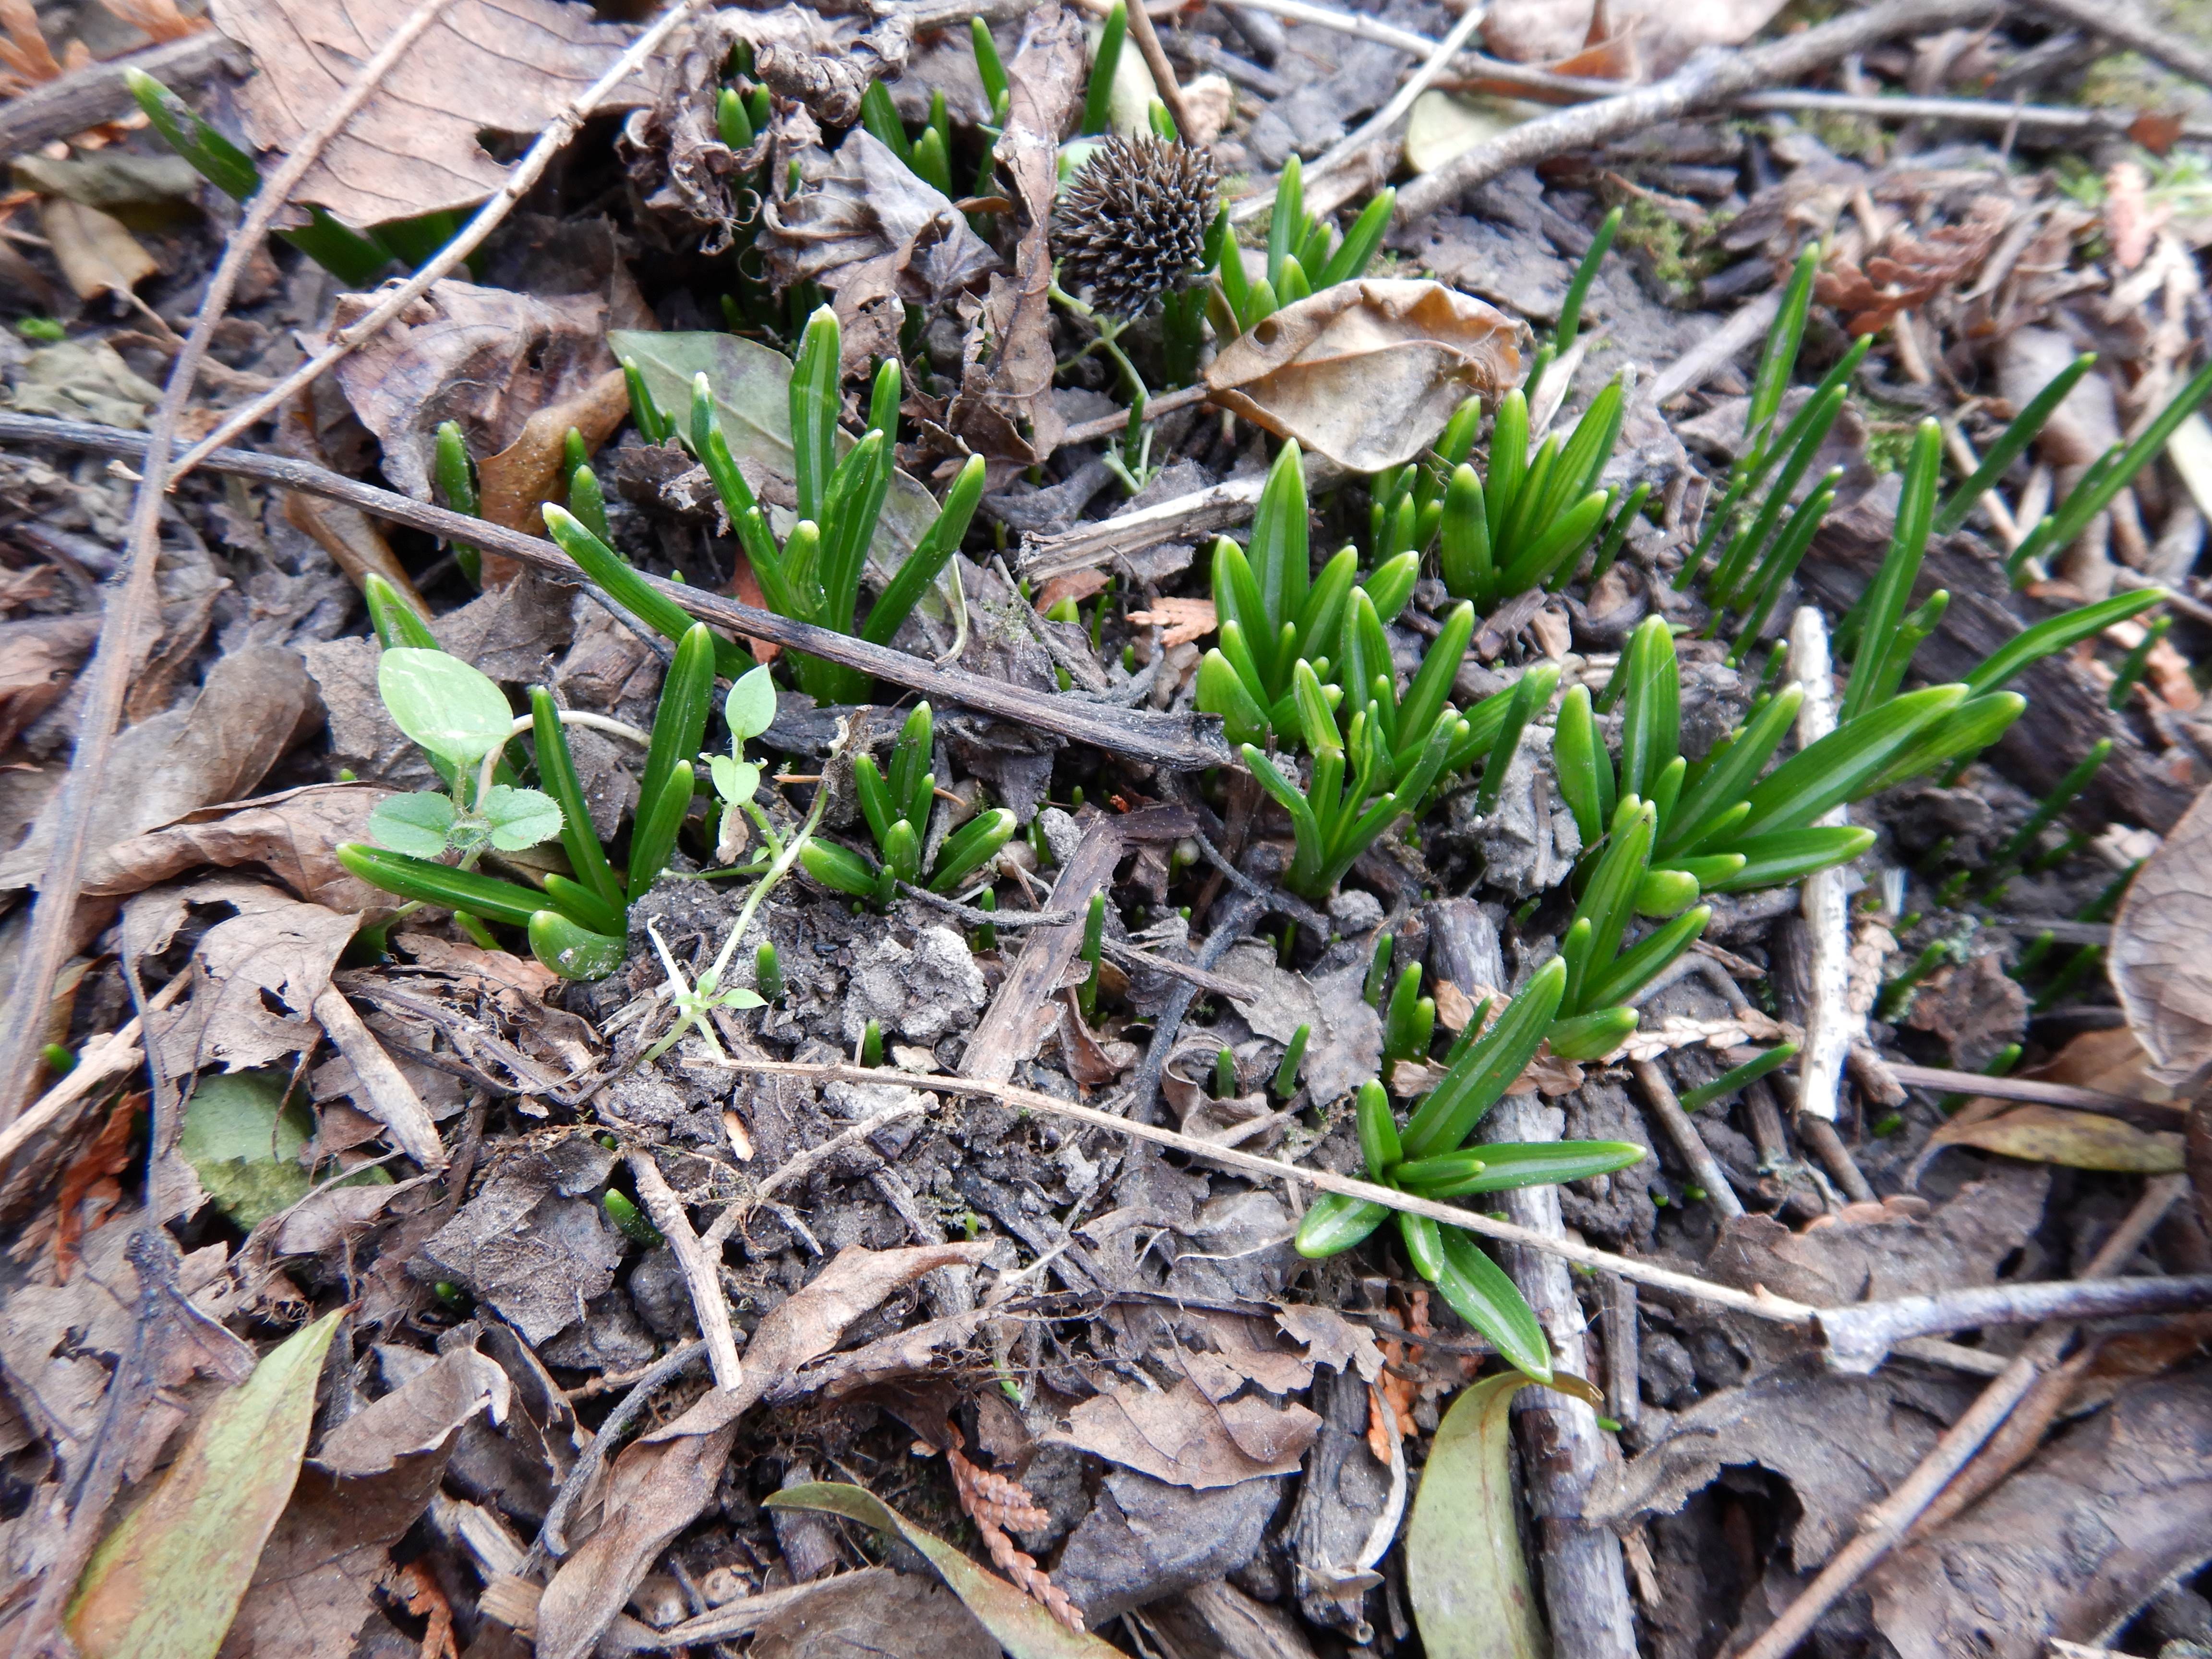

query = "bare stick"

[
  {"left": 2016, "top": 0, "right": 2212, "bottom": 91},
  {"left": 1298, "top": 0, "right": 1486, "bottom": 200},
  {"left": 1483, "top": 1093, "right": 1637, "bottom": 1659},
  {"left": 0, "top": 31, "right": 241, "bottom": 153},
  {"left": 1816, "top": 1269, "right": 2212, "bottom": 1372},
  {"left": 1647, "top": 288, "right": 1782, "bottom": 410},
  {"left": 702, "top": 1095, "right": 933, "bottom": 1248},
  {"left": 0, "top": 969, "right": 191, "bottom": 1173},
  {"left": 1632, "top": 1058, "right": 1747, "bottom": 1221},
  {"left": 0, "top": 413, "right": 1234, "bottom": 772},
  {"left": 536, "top": 1341, "right": 708, "bottom": 1561},
  {"left": 1737, "top": 1177, "right": 2185, "bottom": 1659},
  {"left": 0, "top": 0, "right": 463, "bottom": 1129},
  {"left": 626, "top": 1151, "right": 743, "bottom": 1390},
  {"left": 168, "top": 0, "right": 702, "bottom": 479},
  {"left": 717, "top": 1058, "right": 1824, "bottom": 1323},
  {"left": 1120, "top": 0, "right": 1194, "bottom": 144},
  {"left": 1791, "top": 607, "right": 1853, "bottom": 1123},
  {"left": 1395, "top": 0, "right": 2002, "bottom": 222}
]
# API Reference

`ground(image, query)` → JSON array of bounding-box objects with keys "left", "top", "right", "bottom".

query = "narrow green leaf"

[
  {"left": 1725, "top": 684, "right": 1966, "bottom": 843},
  {"left": 1840, "top": 417, "right": 1943, "bottom": 724},
  {"left": 1934, "top": 351, "right": 2096, "bottom": 535},
  {"left": 1545, "top": 1005, "right": 1637, "bottom": 1061},
  {"left": 1399, "top": 1140, "right": 1643, "bottom": 1198},
  {"left": 1295, "top": 1191, "right": 1393, "bottom": 1258},
  {"left": 1703, "top": 826, "right": 1877, "bottom": 892},
  {"left": 1402, "top": 957, "right": 1568, "bottom": 1160},
  {"left": 530, "top": 689, "right": 621, "bottom": 909},
  {"left": 1579, "top": 904, "right": 1709, "bottom": 1011},
  {"left": 529, "top": 911, "right": 626, "bottom": 981},
  {"left": 625, "top": 761, "right": 696, "bottom": 906},
  {"left": 801, "top": 836, "right": 882, "bottom": 898},
  {"left": 1435, "top": 1228, "right": 1552, "bottom": 1382},
  {"left": 1081, "top": 0, "right": 1128, "bottom": 136},
  {"left": 1962, "top": 588, "right": 2164, "bottom": 697},
  {"left": 1553, "top": 685, "right": 1607, "bottom": 847},
  {"left": 336, "top": 844, "right": 547, "bottom": 927}
]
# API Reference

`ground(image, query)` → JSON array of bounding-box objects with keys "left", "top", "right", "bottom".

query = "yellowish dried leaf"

[{"left": 1124, "top": 596, "right": 1217, "bottom": 648}]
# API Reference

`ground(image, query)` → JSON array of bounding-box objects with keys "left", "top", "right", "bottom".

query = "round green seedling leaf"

[
  {"left": 377, "top": 647, "right": 517, "bottom": 768},
  {"left": 709, "top": 754, "right": 760, "bottom": 808},
  {"left": 725, "top": 664, "right": 778, "bottom": 741},
  {"left": 368, "top": 791, "right": 458, "bottom": 857},
  {"left": 481, "top": 784, "right": 565, "bottom": 852}
]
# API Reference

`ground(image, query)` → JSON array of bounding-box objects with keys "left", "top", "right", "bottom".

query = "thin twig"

[
  {"left": 699, "top": 1096, "right": 933, "bottom": 1249},
  {"left": 1395, "top": 0, "right": 2003, "bottom": 222},
  {"left": 1294, "top": 0, "right": 1486, "bottom": 203},
  {"left": 720, "top": 1057, "right": 1824, "bottom": 1323},
  {"left": 625, "top": 1151, "right": 743, "bottom": 1390},
  {"left": 0, "top": 413, "right": 1235, "bottom": 772},
  {"left": 168, "top": 0, "right": 703, "bottom": 479},
  {"left": 1631, "top": 1058, "right": 1747, "bottom": 1221},
  {"left": 1737, "top": 1177, "right": 2186, "bottom": 1659},
  {"left": 0, "top": 0, "right": 461, "bottom": 1128},
  {"left": 1119, "top": 0, "right": 1194, "bottom": 144},
  {"left": 2015, "top": 0, "right": 2212, "bottom": 92},
  {"left": 534, "top": 1341, "right": 708, "bottom": 1563}
]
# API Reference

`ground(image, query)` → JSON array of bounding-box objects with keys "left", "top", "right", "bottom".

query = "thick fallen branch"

[
  {"left": 0, "top": 413, "right": 1233, "bottom": 772},
  {"left": 1395, "top": 0, "right": 2003, "bottom": 222},
  {"left": 2018, "top": 0, "right": 2212, "bottom": 91},
  {"left": 1816, "top": 1268, "right": 2212, "bottom": 1373}
]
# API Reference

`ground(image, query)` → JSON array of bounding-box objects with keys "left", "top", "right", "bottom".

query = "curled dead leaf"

[
  {"left": 1202, "top": 280, "right": 1526, "bottom": 473},
  {"left": 2111, "top": 781, "right": 2212, "bottom": 1087},
  {"left": 1928, "top": 1103, "right": 2184, "bottom": 1173},
  {"left": 476, "top": 365, "right": 631, "bottom": 542}
]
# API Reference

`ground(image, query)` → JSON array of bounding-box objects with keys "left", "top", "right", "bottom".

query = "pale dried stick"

[
  {"left": 1738, "top": 1177, "right": 2187, "bottom": 1659},
  {"left": 1631, "top": 1058, "right": 1747, "bottom": 1221},
  {"left": 626, "top": 1150, "right": 743, "bottom": 1390},
  {"left": 168, "top": 0, "right": 703, "bottom": 478},
  {"left": 722, "top": 1057, "right": 1823, "bottom": 1324},
  {"left": 1791, "top": 605, "right": 1853, "bottom": 1122},
  {"left": 0, "top": 0, "right": 462, "bottom": 1127},
  {"left": 1118, "top": 0, "right": 1192, "bottom": 146},
  {"left": 1395, "top": 0, "right": 2002, "bottom": 222},
  {"left": 1288, "top": 0, "right": 1486, "bottom": 212}
]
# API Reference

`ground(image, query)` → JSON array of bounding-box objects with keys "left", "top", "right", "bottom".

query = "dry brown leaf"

[
  {"left": 1124, "top": 596, "right": 1216, "bottom": 648},
  {"left": 1619, "top": 1008, "right": 1792, "bottom": 1062},
  {"left": 0, "top": 643, "right": 321, "bottom": 891},
  {"left": 40, "top": 197, "right": 156, "bottom": 301},
  {"left": 80, "top": 784, "right": 399, "bottom": 909},
  {"left": 2103, "top": 160, "right": 2166, "bottom": 272},
  {"left": 0, "top": 613, "right": 98, "bottom": 752},
  {"left": 1203, "top": 280, "right": 1525, "bottom": 473},
  {"left": 315, "top": 1346, "right": 510, "bottom": 1477},
  {"left": 0, "top": 0, "right": 62, "bottom": 86},
  {"left": 96, "top": 0, "right": 205, "bottom": 42},
  {"left": 1045, "top": 1376, "right": 1320, "bottom": 1488},
  {"left": 1927, "top": 1103, "right": 2185, "bottom": 1173},
  {"left": 2111, "top": 781, "right": 2212, "bottom": 1087},
  {"left": 762, "top": 127, "right": 1000, "bottom": 373},
  {"left": 210, "top": 0, "right": 656, "bottom": 229},
  {"left": 476, "top": 366, "right": 630, "bottom": 544},
  {"left": 1868, "top": 1372, "right": 2212, "bottom": 1659},
  {"left": 149, "top": 888, "right": 360, "bottom": 1078},
  {"left": 945, "top": 0, "right": 1083, "bottom": 476},
  {"left": 534, "top": 1241, "right": 995, "bottom": 1659},
  {"left": 282, "top": 492, "right": 427, "bottom": 605},
  {"left": 326, "top": 279, "right": 620, "bottom": 505}
]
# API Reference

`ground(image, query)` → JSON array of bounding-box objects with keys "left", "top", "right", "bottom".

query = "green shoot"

[{"left": 799, "top": 702, "right": 1016, "bottom": 907}]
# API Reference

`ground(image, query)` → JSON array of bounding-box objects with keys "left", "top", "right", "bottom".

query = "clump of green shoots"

[
  {"left": 1438, "top": 376, "right": 1637, "bottom": 609},
  {"left": 1294, "top": 974, "right": 1645, "bottom": 1382},
  {"left": 798, "top": 701, "right": 1016, "bottom": 907},
  {"left": 1210, "top": 154, "right": 1396, "bottom": 337},
  {"left": 551, "top": 307, "right": 987, "bottom": 707}
]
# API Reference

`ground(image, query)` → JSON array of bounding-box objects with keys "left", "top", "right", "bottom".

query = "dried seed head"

[{"left": 1053, "top": 134, "right": 1217, "bottom": 321}]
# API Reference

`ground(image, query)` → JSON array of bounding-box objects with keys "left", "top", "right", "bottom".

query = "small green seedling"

[
  {"left": 1195, "top": 440, "right": 1423, "bottom": 751},
  {"left": 1243, "top": 661, "right": 1462, "bottom": 902},
  {"left": 799, "top": 702, "right": 1017, "bottom": 907},
  {"left": 641, "top": 917, "right": 766, "bottom": 1065},
  {"left": 1079, "top": 892, "right": 1107, "bottom": 1021},
  {"left": 1439, "top": 377, "right": 1630, "bottom": 609},
  {"left": 1272, "top": 1024, "right": 1310, "bottom": 1098},
  {"left": 362, "top": 648, "right": 564, "bottom": 863}
]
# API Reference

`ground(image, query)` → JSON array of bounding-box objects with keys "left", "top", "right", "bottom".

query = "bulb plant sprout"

[
  {"left": 797, "top": 702, "right": 1017, "bottom": 907},
  {"left": 1210, "top": 154, "right": 1396, "bottom": 337},
  {"left": 1438, "top": 376, "right": 1635, "bottom": 609},
  {"left": 1194, "top": 440, "right": 1423, "bottom": 748},
  {"left": 547, "top": 307, "right": 988, "bottom": 709},
  {"left": 1294, "top": 971, "right": 1644, "bottom": 1382}
]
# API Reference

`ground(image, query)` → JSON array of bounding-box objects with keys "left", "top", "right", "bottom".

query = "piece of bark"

[
  {"left": 1480, "top": 1092, "right": 1637, "bottom": 1659},
  {"left": 313, "top": 986, "right": 446, "bottom": 1171},
  {"left": 962, "top": 812, "right": 1123, "bottom": 1083}
]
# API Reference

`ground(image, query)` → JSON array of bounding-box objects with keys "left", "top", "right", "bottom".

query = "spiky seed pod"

[{"left": 1053, "top": 133, "right": 1217, "bottom": 321}]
